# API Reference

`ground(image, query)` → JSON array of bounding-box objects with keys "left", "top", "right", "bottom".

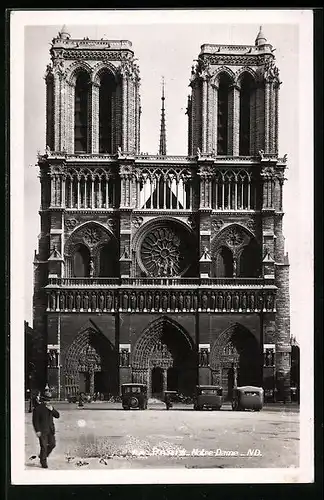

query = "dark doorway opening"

[
  {"left": 151, "top": 367, "right": 164, "bottom": 395},
  {"left": 167, "top": 367, "right": 178, "bottom": 391}
]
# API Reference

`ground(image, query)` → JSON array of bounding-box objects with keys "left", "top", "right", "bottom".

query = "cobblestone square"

[{"left": 25, "top": 402, "right": 299, "bottom": 470}]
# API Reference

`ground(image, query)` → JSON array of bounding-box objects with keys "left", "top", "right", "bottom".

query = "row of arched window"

[
  {"left": 74, "top": 70, "right": 116, "bottom": 154},
  {"left": 65, "top": 241, "right": 260, "bottom": 278},
  {"left": 217, "top": 73, "right": 254, "bottom": 156}
]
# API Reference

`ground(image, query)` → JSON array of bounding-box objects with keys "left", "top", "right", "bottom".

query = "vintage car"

[
  {"left": 121, "top": 383, "right": 148, "bottom": 410},
  {"left": 193, "top": 385, "right": 223, "bottom": 410},
  {"left": 164, "top": 390, "right": 179, "bottom": 410},
  {"left": 232, "top": 386, "right": 264, "bottom": 411}
]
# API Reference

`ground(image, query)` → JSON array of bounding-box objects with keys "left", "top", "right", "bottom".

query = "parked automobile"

[
  {"left": 164, "top": 390, "right": 178, "bottom": 410},
  {"left": 193, "top": 385, "right": 223, "bottom": 410},
  {"left": 232, "top": 386, "right": 264, "bottom": 411},
  {"left": 121, "top": 383, "right": 148, "bottom": 410}
]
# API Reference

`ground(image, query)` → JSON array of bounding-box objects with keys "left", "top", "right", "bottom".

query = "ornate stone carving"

[
  {"left": 264, "top": 59, "right": 280, "bottom": 82},
  {"left": 246, "top": 219, "right": 256, "bottom": 233},
  {"left": 140, "top": 227, "right": 182, "bottom": 277},
  {"left": 83, "top": 227, "right": 102, "bottom": 247},
  {"left": 132, "top": 216, "right": 143, "bottom": 229},
  {"left": 212, "top": 219, "right": 224, "bottom": 232},
  {"left": 106, "top": 218, "right": 116, "bottom": 231},
  {"left": 65, "top": 218, "right": 78, "bottom": 231},
  {"left": 226, "top": 227, "right": 244, "bottom": 247},
  {"left": 187, "top": 214, "right": 196, "bottom": 230}
]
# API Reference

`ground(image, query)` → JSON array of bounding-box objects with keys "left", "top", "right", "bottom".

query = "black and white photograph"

[{"left": 10, "top": 9, "right": 313, "bottom": 484}]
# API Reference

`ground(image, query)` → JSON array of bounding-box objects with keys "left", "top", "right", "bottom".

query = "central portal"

[{"left": 132, "top": 316, "right": 196, "bottom": 399}]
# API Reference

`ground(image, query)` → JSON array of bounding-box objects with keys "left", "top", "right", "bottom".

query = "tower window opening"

[
  {"left": 239, "top": 74, "right": 253, "bottom": 156},
  {"left": 99, "top": 72, "right": 116, "bottom": 154},
  {"left": 74, "top": 72, "right": 90, "bottom": 153},
  {"left": 217, "top": 74, "right": 230, "bottom": 155}
]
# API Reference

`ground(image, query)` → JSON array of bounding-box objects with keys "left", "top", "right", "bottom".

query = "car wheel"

[{"left": 129, "top": 396, "right": 139, "bottom": 408}]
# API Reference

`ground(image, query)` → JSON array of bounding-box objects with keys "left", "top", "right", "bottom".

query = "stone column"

[
  {"left": 54, "top": 73, "right": 62, "bottom": 151},
  {"left": 91, "top": 81, "right": 100, "bottom": 154},
  {"left": 122, "top": 76, "right": 128, "bottom": 152},
  {"left": 264, "top": 81, "right": 271, "bottom": 153},
  {"left": 202, "top": 78, "right": 208, "bottom": 153},
  {"left": 228, "top": 84, "right": 240, "bottom": 156},
  {"left": 212, "top": 82, "right": 218, "bottom": 154}
]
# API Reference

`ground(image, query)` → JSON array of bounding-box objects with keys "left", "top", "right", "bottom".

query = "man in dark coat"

[{"left": 32, "top": 393, "right": 60, "bottom": 468}]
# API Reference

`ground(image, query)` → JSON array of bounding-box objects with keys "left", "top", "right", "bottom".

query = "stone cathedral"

[{"left": 33, "top": 26, "right": 291, "bottom": 402}]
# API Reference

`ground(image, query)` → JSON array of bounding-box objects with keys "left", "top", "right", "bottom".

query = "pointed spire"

[
  {"left": 59, "top": 25, "right": 70, "bottom": 40},
  {"left": 255, "top": 25, "right": 267, "bottom": 47},
  {"left": 159, "top": 76, "right": 167, "bottom": 156}
]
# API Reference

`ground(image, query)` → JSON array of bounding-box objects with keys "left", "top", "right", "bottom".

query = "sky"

[{"left": 19, "top": 10, "right": 313, "bottom": 344}]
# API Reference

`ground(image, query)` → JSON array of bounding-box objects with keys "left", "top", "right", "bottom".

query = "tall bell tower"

[{"left": 187, "top": 26, "right": 291, "bottom": 401}]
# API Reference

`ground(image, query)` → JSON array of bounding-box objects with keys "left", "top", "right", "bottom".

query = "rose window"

[{"left": 140, "top": 225, "right": 191, "bottom": 277}]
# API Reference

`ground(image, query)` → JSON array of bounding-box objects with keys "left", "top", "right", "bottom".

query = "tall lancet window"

[
  {"left": 239, "top": 73, "right": 254, "bottom": 156},
  {"left": 74, "top": 71, "right": 90, "bottom": 153},
  {"left": 99, "top": 71, "right": 116, "bottom": 154},
  {"left": 217, "top": 74, "right": 231, "bottom": 155}
]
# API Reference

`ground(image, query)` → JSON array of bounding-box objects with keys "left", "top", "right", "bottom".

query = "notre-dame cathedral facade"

[{"left": 33, "top": 26, "right": 291, "bottom": 401}]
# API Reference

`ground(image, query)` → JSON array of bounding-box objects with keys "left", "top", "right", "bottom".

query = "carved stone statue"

[
  {"left": 91, "top": 292, "right": 97, "bottom": 311},
  {"left": 139, "top": 293, "right": 144, "bottom": 311},
  {"left": 185, "top": 293, "right": 191, "bottom": 311},
  {"left": 266, "top": 294, "right": 273, "bottom": 311},
  {"left": 242, "top": 293, "right": 247, "bottom": 310},
  {"left": 162, "top": 293, "right": 168, "bottom": 311},
  {"left": 218, "top": 293, "right": 224, "bottom": 311},
  {"left": 193, "top": 294, "right": 198, "bottom": 311},
  {"left": 155, "top": 293, "right": 160, "bottom": 311},
  {"left": 59, "top": 293, "right": 65, "bottom": 311},
  {"left": 99, "top": 293, "right": 105, "bottom": 311},
  {"left": 200, "top": 349, "right": 209, "bottom": 367},
  {"left": 123, "top": 292, "right": 128, "bottom": 311},
  {"left": 233, "top": 292, "right": 239, "bottom": 311},
  {"left": 202, "top": 293, "right": 208, "bottom": 310},
  {"left": 106, "top": 293, "right": 113, "bottom": 311},
  {"left": 210, "top": 293, "right": 216, "bottom": 311},
  {"left": 68, "top": 292, "right": 74, "bottom": 310},
  {"left": 171, "top": 293, "right": 176, "bottom": 311},
  {"left": 178, "top": 293, "right": 184, "bottom": 311},
  {"left": 249, "top": 293, "right": 255, "bottom": 311},
  {"left": 51, "top": 292, "right": 56, "bottom": 311},
  {"left": 83, "top": 293, "right": 89, "bottom": 311},
  {"left": 131, "top": 293, "right": 137, "bottom": 310},
  {"left": 89, "top": 259, "right": 95, "bottom": 277},
  {"left": 226, "top": 293, "right": 232, "bottom": 311},
  {"left": 76, "top": 293, "right": 81, "bottom": 310},
  {"left": 146, "top": 293, "right": 152, "bottom": 311}
]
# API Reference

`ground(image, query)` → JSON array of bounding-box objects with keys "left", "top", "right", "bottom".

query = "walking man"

[{"left": 32, "top": 393, "right": 60, "bottom": 468}]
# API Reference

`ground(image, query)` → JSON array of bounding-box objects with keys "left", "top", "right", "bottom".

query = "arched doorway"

[
  {"left": 72, "top": 243, "right": 91, "bottom": 277},
  {"left": 132, "top": 317, "right": 196, "bottom": 399},
  {"left": 151, "top": 367, "right": 164, "bottom": 395},
  {"left": 210, "top": 323, "right": 261, "bottom": 400},
  {"left": 63, "top": 327, "right": 116, "bottom": 398}
]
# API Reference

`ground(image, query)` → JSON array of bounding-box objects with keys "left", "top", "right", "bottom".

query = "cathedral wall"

[
  {"left": 47, "top": 313, "right": 118, "bottom": 354},
  {"left": 201, "top": 313, "right": 261, "bottom": 345}
]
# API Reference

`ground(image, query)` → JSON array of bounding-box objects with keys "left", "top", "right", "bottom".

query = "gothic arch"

[
  {"left": 63, "top": 325, "right": 115, "bottom": 397},
  {"left": 65, "top": 62, "right": 93, "bottom": 86},
  {"left": 235, "top": 67, "right": 258, "bottom": 87},
  {"left": 132, "top": 316, "right": 195, "bottom": 369},
  {"left": 92, "top": 62, "right": 118, "bottom": 85},
  {"left": 211, "top": 66, "right": 235, "bottom": 86},
  {"left": 210, "top": 323, "right": 261, "bottom": 394},
  {"left": 210, "top": 322, "right": 257, "bottom": 368},
  {"left": 64, "top": 222, "right": 117, "bottom": 277}
]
